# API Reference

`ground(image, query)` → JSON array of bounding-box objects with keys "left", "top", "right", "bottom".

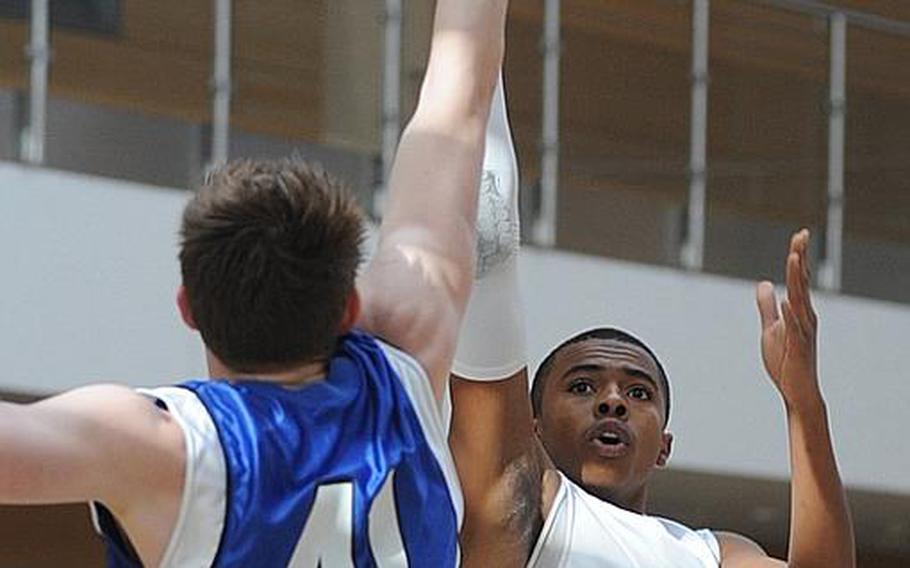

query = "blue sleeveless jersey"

[{"left": 96, "top": 330, "right": 460, "bottom": 567}]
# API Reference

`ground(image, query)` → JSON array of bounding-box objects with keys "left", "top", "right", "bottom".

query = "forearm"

[
  {"left": 382, "top": 0, "right": 508, "bottom": 237},
  {"left": 785, "top": 397, "right": 855, "bottom": 568},
  {"left": 419, "top": 0, "right": 508, "bottom": 130}
]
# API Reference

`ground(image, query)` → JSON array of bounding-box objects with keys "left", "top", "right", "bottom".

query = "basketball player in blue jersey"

[
  {"left": 450, "top": 80, "right": 855, "bottom": 565},
  {"left": 0, "top": 0, "right": 510, "bottom": 565}
]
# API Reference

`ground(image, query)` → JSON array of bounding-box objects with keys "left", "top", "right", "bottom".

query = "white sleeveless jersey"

[
  {"left": 91, "top": 336, "right": 463, "bottom": 567},
  {"left": 528, "top": 473, "right": 720, "bottom": 568}
]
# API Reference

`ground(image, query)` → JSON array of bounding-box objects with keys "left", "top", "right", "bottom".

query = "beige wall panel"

[
  {"left": 322, "top": 0, "right": 381, "bottom": 153},
  {"left": 559, "top": 0, "right": 690, "bottom": 201},
  {"left": 47, "top": 1, "right": 213, "bottom": 121},
  {"left": 0, "top": 21, "right": 31, "bottom": 88},
  {"left": 232, "top": 0, "right": 325, "bottom": 140},
  {"left": 50, "top": 32, "right": 211, "bottom": 121},
  {"left": 505, "top": 9, "right": 543, "bottom": 185}
]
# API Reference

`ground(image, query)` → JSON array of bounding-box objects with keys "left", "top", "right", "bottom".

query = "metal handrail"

[{"left": 754, "top": 0, "right": 910, "bottom": 38}]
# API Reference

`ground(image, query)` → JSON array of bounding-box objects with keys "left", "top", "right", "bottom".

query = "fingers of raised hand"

[
  {"left": 756, "top": 281, "right": 779, "bottom": 331},
  {"left": 790, "top": 229, "right": 818, "bottom": 332},
  {"left": 780, "top": 298, "right": 805, "bottom": 343},
  {"left": 789, "top": 230, "right": 802, "bottom": 256},
  {"left": 784, "top": 230, "right": 818, "bottom": 347}
]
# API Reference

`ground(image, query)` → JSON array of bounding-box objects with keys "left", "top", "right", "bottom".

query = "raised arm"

[
  {"left": 718, "top": 229, "right": 855, "bottom": 568},
  {"left": 448, "top": 76, "right": 546, "bottom": 566},
  {"left": 357, "top": 0, "right": 509, "bottom": 399}
]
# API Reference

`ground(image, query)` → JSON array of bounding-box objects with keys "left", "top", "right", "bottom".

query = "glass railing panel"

[
  {"left": 704, "top": 1, "right": 828, "bottom": 283},
  {"left": 842, "top": 25, "right": 910, "bottom": 304},
  {"left": 556, "top": 0, "right": 691, "bottom": 265},
  {"left": 0, "top": 7, "right": 29, "bottom": 161},
  {"left": 42, "top": 0, "right": 212, "bottom": 187},
  {"left": 231, "top": 0, "right": 380, "bottom": 213}
]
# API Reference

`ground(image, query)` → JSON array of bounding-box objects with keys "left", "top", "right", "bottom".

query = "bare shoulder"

[
  {"left": 35, "top": 383, "right": 184, "bottom": 453},
  {"left": 715, "top": 531, "right": 785, "bottom": 567},
  {"left": 26, "top": 383, "right": 186, "bottom": 507},
  {"left": 48, "top": 384, "right": 187, "bottom": 566},
  {"left": 715, "top": 531, "right": 766, "bottom": 552},
  {"left": 38, "top": 382, "right": 163, "bottom": 418}
]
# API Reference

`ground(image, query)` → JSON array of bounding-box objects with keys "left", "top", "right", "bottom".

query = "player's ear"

[
  {"left": 656, "top": 431, "right": 673, "bottom": 467},
  {"left": 177, "top": 285, "right": 198, "bottom": 330},
  {"left": 338, "top": 289, "right": 361, "bottom": 334}
]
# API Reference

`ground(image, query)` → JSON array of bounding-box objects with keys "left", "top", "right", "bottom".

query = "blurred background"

[{"left": 0, "top": 0, "right": 908, "bottom": 565}]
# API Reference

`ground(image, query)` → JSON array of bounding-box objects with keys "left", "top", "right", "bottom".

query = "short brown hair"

[{"left": 179, "top": 158, "right": 365, "bottom": 373}]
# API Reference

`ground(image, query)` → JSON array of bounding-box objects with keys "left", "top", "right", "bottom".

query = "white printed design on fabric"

[
  {"left": 475, "top": 169, "right": 519, "bottom": 278},
  {"left": 288, "top": 471, "right": 407, "bottom": 567}
]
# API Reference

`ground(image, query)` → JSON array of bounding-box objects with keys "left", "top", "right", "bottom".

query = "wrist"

[{"left": 783, "top": 390, "right": 826, "bottom": 420}]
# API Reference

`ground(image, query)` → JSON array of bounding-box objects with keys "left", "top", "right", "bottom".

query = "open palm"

[{"left": 756, "top": 230, "right": 820, "bottom": 407}]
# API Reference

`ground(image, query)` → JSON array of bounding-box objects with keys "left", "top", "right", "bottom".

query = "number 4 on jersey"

[{"left": 289, "top": 472, "right": 406, "bottom": 567}]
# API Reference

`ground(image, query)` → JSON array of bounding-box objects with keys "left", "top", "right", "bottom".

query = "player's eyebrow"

[
  {"left": 621, "top": 365, "right": 658, "bottom": 389},
  {"left": 560, "top": 363, "right": 604, "bottom": 380},
  {"left": 560, "top": 362, "right": 658, "bottom": 390}
]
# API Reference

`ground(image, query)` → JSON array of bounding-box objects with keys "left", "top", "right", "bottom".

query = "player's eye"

[
  {"left": 627, "top": 385, "right": 652, "bottom": 401},
  {"left": 568, "top": 379, "right": 594, "bottom": 396}
]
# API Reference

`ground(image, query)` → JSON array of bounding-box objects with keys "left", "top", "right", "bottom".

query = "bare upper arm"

[
  {"left": 0, "top": 384, "right": 185, "bottom": 513},
  {"left": 716, "top": 531, "right": 786, "bottom": 567},
  {"left": 357, "top": 223, "right": 471, "bottom": 400},
  {"left": 450, "top": 369, "right": 547, "bottom": 566},
  {"left": 357, "top": 111, "right": 488, "bottom": 399}
]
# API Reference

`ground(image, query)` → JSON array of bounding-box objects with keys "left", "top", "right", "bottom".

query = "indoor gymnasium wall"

[{"left": 1, "top": 161, "right": 907, "bottom": 499}]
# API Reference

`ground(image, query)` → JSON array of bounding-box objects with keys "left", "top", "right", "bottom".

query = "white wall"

[
  {"left": 520, "top": 248, "right": 910, "bottom": 495},
  {"left": 1, "top": 162, "right": 907, "bottom": 494},
  {"left": 0, "top": 162, "right": 206, "bottom": 390}
]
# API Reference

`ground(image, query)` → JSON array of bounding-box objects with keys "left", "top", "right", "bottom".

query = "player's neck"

[
  {"left": 586, "top": 481, "right": 649, "bottom": 515},
  {"left": 625, "top": 488, "right": 648, "bottom": 515},
  {"left": 206, "top": 352, "right": 328, "bottom": 387}
]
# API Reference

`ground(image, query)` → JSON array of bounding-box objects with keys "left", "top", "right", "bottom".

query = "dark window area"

[{"left": 0, "top": 0, "right": 120, "bottom": 35}]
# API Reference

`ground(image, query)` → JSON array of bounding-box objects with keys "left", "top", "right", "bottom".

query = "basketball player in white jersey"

[
  {"left": 450, "top": 82, "right": 855, "bottom": 565},
  {"left": 0, "top": 0, "right": 511, "bottom": 565}
]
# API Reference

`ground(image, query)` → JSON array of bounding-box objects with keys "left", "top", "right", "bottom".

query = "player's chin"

[{"left": 580, "top": 460, "right": 628, "bottom": 491}]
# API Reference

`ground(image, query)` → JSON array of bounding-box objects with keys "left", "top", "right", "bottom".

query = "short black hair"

[{"left": 531, "top": 327, "right": 671, "bottom": 425}]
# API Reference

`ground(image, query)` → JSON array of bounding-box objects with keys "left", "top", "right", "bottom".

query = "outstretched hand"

[{"left": 756, "top": 229, "right": 822, "bottom": 410}]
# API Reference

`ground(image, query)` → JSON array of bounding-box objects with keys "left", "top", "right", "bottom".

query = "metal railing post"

[
  {"left": 210, "top": 0, "right": 233, "bottom": 167},
  {"left": 820, "top": 12, "right": 847, "bottom": 291},
  {"left": 682, "top": 0, "right": 710, "bottom": 270},
  {"left": 24, "top": 0, "right": 50, "bottom": 165},
  {"left": 535, "top": 0, "right": 561, "bottom": 247},
  {"left": 375, "top": 0, "right": 402, "bottom": 217}
]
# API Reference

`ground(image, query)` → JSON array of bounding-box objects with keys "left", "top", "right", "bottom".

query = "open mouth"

[
  {"left": 587, "top": 421, "right": 632, "bottom": 458},
  {"left": 596, "top": 432, "right": 625, "bottom": 446}
]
